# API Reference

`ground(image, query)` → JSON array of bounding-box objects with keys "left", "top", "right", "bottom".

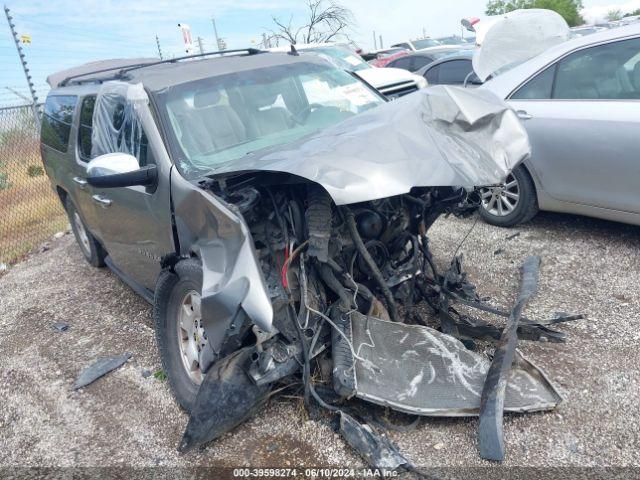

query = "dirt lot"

[{"left": 1, "top": 211, "right": 639, "bottom": 474}]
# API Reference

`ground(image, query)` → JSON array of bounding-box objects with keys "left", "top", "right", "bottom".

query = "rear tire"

[
  {"left": 478, "top": 165, "right": 538, "bottom": 227},
  {"left": 154, "top": 259, "right": 204, "bottom": 413},
  {"left": 65, "top": 198, "right": 106, "bottom": 267}
]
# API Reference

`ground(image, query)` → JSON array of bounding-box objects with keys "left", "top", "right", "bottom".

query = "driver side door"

[{"left": 86, "top": 94, "right": 175, "bottom": 293}]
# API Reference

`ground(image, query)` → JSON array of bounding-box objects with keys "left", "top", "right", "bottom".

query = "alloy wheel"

[{"left": 480, "top": 173, "right": 520, "bottom": 217}]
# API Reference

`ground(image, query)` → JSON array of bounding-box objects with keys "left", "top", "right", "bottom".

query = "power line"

[{"left": 10, "top": 15, "right": 164, "bottom": 44}]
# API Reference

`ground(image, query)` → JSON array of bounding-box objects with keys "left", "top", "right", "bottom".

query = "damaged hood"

[
  {"left": 210, "top": 85, "right": 530, "bottom": 205},
  {"left": 472, "top": 9, "right": 570, "bottom": 82}
]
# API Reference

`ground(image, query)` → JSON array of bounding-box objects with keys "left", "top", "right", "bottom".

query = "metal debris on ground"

[
  {"left": 478, "top": 256, "right": 542, "bottom": 461},
  {"left": 338, "top": 411, "right": 413, "bottom": 471},
  {"left": 73, "top": 353, "right": 132, "bottom": 390}
]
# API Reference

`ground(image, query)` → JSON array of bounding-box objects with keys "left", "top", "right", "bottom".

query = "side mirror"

[{"left": 86, "top": 153, "right": 157, "bottom": 188}]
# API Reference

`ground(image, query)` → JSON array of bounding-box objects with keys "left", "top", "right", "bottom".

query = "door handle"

[
  {"left": 516, "top": 110, "right": 533, "bottom": 120},
  {"left": 72, "top": 176, "right": 88, "bottom": 189},
  {"left": 92, "top": 194, "right": 112, "bottom": 208}
]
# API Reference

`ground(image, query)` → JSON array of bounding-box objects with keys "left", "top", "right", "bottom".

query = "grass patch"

[{"left": 0, "top": 141, "right": 67, "bottom": 264}]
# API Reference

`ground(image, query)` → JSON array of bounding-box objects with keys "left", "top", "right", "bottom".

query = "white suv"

[{"left": 270, "top": 43, "right": 427, "bottom": 98}]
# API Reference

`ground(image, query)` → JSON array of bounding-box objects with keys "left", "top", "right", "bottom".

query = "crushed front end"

[{"left": 172, "top": 86, "right": 579, "bottom": 467}]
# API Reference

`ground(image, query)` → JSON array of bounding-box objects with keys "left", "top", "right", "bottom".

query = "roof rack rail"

[{"left": 60, "top": 48, "right": 265, "bottom": 87}]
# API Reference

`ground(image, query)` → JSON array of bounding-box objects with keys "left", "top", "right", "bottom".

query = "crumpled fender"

[{"left": 170, "top": 168, "right": 273, "bottom": 332}]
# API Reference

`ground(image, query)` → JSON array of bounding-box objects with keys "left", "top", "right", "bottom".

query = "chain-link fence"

[{"left": 0, "top": 104, "right": 68, "bottom": 265}]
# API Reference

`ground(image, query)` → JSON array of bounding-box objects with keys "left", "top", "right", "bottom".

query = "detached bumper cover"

[{"left": 347, "top": 312, "right": 561, "bottom": 416}]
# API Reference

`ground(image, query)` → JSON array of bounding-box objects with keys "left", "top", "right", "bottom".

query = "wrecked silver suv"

[{"left": 42, "top": 50, "right": 577, "bottom": 468}]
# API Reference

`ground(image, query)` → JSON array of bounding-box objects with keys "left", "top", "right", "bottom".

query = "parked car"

[
  {"left": 361, "top": 47, "right": 407, "bottom": 63},
  {"left": 368, "top": 48, "right": 410, "bottom": 67},
  {"left": 386, "top": 46, "right": 472, "bottom": 72},
  {"left": 480, "top": 24, "right": 640, "bottom": 226},
  {"left": 41, "top": 49, "right": 539, "bottom": 456},
  {"left": 415, "top": 51, "right": 482, "bottom": 86},
  {"left": 391, "top": 37, "right": 442, "bottom": 51},
  {"left": 270, "top": 43, "right": 427, "bottom": 98}
]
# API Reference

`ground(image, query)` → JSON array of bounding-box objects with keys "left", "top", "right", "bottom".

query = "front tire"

[
  {"left": 154, "top": 259, "right": 205, "bottom": 412},
  {"left": 478, "top": 165, "right": 538, "bottom": 227},
  {"left": 65, "top": 198, "right": 105, "bottom": 267}
]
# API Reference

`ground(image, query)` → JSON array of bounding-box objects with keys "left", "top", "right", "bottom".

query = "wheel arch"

[
  {"left": 519, "top": 160, "right": 541, "bottom": 201},
  {"left": 56, "top": 185, "right": 69, "bottom": 209}
]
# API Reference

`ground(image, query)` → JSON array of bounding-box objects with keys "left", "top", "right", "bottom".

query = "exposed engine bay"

[{"left": 177, "top": 175, "right": 580, "bottom": 468}]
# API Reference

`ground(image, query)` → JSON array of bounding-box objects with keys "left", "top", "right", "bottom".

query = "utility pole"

[
  {"left": 4, "top": 5, "right": 39, "bottom": 127},
  {"left": 155, "top": 34, "right": 163, "bottom": 60},
  {"left": 262, "top": 32, "right": 270, "bottom": 49},
  {"left": 372, "top": 30, "right": 377, "bottom": 50},
  {"left": 211, "top": 16, "right": 221, "bottom": 50},
  {"left": 379, "top": 34, "right": 383, "bottom": 49},
  {"left": 197, "top": 36, "right": 204, "bottom": 54}
]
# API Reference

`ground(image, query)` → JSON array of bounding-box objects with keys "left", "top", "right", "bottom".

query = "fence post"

[{"left": 4, "top": 5, "right": 40, "bottom": 131}]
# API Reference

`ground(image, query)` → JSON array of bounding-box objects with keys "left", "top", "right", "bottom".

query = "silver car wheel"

[
  {"left": 177, "top": 290, "right": 206, "bottom": 385},
  {"left": 480, "top": 173, "right": 520, "bottom": 217},
  {"left": 73, "top": 211, "right": 92, "bottom": 256}
]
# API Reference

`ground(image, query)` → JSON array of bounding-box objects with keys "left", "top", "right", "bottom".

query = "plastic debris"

[{"left": 73, "top": 353, "right": 132, "bottom": 390}]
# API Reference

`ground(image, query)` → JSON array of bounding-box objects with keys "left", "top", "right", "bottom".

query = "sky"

[{"left": 1, "top": 0, "right": 638, "bottom": 105}]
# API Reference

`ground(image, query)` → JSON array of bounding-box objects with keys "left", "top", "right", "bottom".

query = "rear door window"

[
  {"left": 77, "top": 95, "right": 96, "bottom": 161},
  {"left": 41, "top": 95, "right": 77, "bottom": 152}
]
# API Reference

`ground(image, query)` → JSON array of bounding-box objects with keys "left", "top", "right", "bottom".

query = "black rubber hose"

[
  {"left": 318, "top": 263, "right": 352, "bottom": 311},
  {"left": 342, "top": 207, "right": 398, "bottom": 321}
]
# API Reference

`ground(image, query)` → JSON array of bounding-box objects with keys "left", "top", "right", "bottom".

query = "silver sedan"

[{"left": 479, "top": 24, "right": 640, "bottom": 226}]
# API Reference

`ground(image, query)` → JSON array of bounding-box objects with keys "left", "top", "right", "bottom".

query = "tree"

[
  {"left": 263, "top": 0, "right": 354, "bottom": 47},
  {"left": 606, "top": 9, "right": 623, "bottom": 21},
  {"left": 624, "top": 8, "right": 640, "bottom": 17},
  {"left": 485, "top": 0, "right": 529, "bottom": 15},
  {"left": 485, "top": 0, "right": 584, "bottom": 27}
]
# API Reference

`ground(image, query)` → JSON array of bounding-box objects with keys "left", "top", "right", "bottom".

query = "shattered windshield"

[{"left": 157, "top": 62, "right": 383, "bottom": 178}]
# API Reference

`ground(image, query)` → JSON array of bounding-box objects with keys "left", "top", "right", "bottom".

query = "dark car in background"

[
  {"left": 385, "top": 46, "right": 472, "bottom": 72},
  {"left": 415, "top": 51, "right": 482, "bottom": 85}
]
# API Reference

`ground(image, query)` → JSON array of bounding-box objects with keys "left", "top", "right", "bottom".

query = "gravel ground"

[{"left": 1, "top": 211, "right": 639, "bottom": 473}]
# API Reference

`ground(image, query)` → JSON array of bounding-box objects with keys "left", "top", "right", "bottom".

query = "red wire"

[{"left": 281, "top": 244, "right": 289, "bottom": 288}]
